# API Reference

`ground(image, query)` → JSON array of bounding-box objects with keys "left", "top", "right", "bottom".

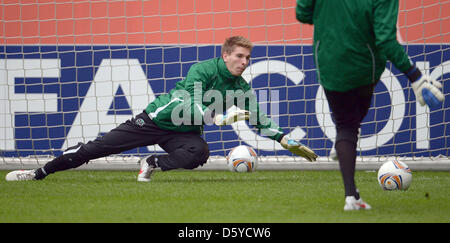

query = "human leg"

[
  {"left": 137, "top": 132, "right": 209, "bottom": 182},
  {"left": 156, "top": 133, "right": 210, "bottom": 171},
  {"left": 8, "top": 112, "right": 162, "bottom": 181},
  {"left": 324, "top": 84, "right": 374, "bottom": 202}
]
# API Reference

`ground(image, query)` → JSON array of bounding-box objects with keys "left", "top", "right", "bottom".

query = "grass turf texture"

[{"left": 0, "top": 170, "right": 448, "bottom": 223}]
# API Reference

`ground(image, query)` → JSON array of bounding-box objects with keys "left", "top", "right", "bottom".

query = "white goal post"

[{"left": 1, "top": 0, "right": 449, "bottom": 171}]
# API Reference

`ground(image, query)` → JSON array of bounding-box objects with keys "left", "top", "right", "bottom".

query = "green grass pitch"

[{"left": 0, "top": 169, "right": 448, "bottom": 223}]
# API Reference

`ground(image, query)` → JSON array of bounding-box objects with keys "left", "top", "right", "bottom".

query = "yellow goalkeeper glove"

[{"left": 280, "top": 136, "right": 318, "bottom": 162}]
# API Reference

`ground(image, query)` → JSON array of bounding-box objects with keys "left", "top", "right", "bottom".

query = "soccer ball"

[
  {"left": 377, "top": 159, "right": 412, "bottom": 190},
  {"left": 227, "top": 145, "right": 258, "bottom": 172}
]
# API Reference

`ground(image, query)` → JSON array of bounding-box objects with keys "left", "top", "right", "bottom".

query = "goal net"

[{"left": 1, "top": 0, "right": 449, "bottom": 171}]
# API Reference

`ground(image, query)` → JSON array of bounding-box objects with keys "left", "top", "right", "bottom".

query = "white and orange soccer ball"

[
  {"left": 377, "top": 159, "right": 412, "bottom": 190},
  {"left": 227, "top": 145, "right": 258, "bottom": 172}
]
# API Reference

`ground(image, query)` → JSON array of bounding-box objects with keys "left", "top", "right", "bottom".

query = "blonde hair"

[{"left": 221, "top": 36, "right": 254, "bottom": 57}]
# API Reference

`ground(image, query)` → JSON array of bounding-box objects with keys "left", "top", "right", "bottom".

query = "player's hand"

[
  {"left": 280, "top": 136, "right": 318, "bottom": 162},
  {"left": 214, "top": 110, "right": 250, "bottom": 126},
  {"left": 411, "top": 75, "right": 444, "bottom": 109}
]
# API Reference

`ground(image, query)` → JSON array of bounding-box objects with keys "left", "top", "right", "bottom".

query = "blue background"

[{"left": 1, "top": 45, "right": 448, "bottom": 157}]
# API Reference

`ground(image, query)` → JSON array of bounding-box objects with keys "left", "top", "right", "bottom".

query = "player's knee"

[
  {"left": 178, "top": 140, "right": 209, "bottom": 169},
  {"left": 157, "top": 138, "right": 210, "bottom": 171},
  {"left": 184, "top": 141, "right": 210, "bottom": 169},
  {"left": 195, "top": 145, "right": 210, "bottom": 167},
  {"left": 335, "top": 128, "right": 359, "bottom": 145}
]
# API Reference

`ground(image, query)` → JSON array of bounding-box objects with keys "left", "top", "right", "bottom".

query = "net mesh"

[{"left": 0, "top": 0, "right": 449, "bottom": 170}]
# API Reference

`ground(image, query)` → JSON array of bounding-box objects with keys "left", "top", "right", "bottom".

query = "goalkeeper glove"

[
  {"left": 406, "top": 66, "right": 444, "bottom": 109},
  {"left": 280, "top": 135, "right": 318, "bottom": 162},
  {"left": 214, "top": 110, "right": 250, "bottom": 126},
  {"left": 411, "top": 75, "right": 444, "bottom": 109}
]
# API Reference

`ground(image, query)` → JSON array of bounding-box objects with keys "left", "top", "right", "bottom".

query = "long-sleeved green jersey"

[
  {"left": 296, "top": 0, "right": 414, "bottom": 92},
  {"left": 145, "top": 57, "right": 284, "bottom": 141}
]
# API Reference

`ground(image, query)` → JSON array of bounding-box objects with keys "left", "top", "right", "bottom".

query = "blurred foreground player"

[
  {"left": 296, "top": 0, "right": 444, "bottom": 210},
  {"left": 6, "top": 36, "right": 317, "bottom": 182}
]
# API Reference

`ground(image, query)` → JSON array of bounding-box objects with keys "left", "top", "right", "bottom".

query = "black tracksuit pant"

[
  {"left": 324, "top": 83, "right": 375, "bottom": 198},
  {"left": 38, "top": 112, "right": 210, "bottom": 178}
]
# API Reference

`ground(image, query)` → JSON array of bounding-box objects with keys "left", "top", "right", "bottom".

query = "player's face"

[{"left": 223, "top": 46, "right": 251, "bottom": 76}]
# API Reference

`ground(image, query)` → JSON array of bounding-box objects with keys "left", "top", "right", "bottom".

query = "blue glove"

[{"left": 411, "top": 75, "right": 444, "bottom": 109}]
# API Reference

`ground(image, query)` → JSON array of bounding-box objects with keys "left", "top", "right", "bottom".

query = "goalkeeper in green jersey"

[
  {"left": 6, "top": 36, "right": 317, "bottom": 182},
  {"left": 296, "top": 0, "right": 444, "bottom": 210}
]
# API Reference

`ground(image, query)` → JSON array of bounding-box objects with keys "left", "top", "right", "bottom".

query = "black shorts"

[{"left": 324, "top": 84, "right": 374, "bottom": 143}]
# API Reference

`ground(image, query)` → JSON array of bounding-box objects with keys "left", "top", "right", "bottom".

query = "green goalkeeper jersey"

[
  {"left": 296, "top": 0, "right": 414, "bottom": 92},
  {"left": 144, "top": 57, "right": 284, "bottom": 142}
]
